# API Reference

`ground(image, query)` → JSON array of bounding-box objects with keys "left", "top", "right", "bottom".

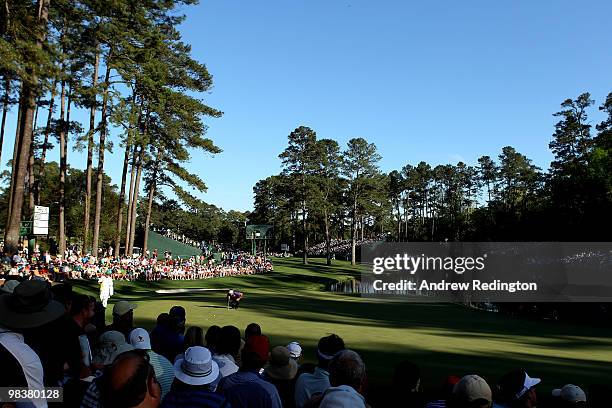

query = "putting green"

[{"left": 72, "top": 257, "right": 612, "bottom": 392}]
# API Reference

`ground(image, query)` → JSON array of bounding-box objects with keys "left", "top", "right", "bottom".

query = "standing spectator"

[
  {"left": 205, "top": 325, "right": 222, "bottom": 355},
  {"left": 151, "top": 313, "right": 171, "bottom": 354},
  {"left": 161, "top": 346, "right": 229, "bottom": 408},
  {"left": 218, "top": 335, "right": 282, "bottom": 408},
  {"left": 244, "top": 323, "right": 261, "bottom": 341},
  {"left": 318, "top": 350, "right": 367, "bottom": 408},
  {"left": 99, "top": 350, "right": 162, "bottom": 408},
  {"left": 1, "top": 279, "right": 19, "bottom": 294},
  {"left": 263, "top": 346, "right": 298, "bottom": 408},
  {"left": 0, "top": 280, "right": 65, "bottom": 408},
  {"left": 551, "top": 384, "right": 587, "bottom": 407},
  {"left": 151, "top": 310, "right": 184, "bottom": 363},
  {"left": 213, "top": 326, "right": 241, "bottom": 378},
  {"left": 93, "top": 331, "right": 135, "bottom": 367},
  {"left": 452, "top": 375, "right": 493, "bottom": 408},
  {"left": 393, "top": 361, "right": 424, "bottom": 408},
  {"left": 175, "top": 326, "right": 205, "bottom": 363},
  {"left": 287, "top": 342, "right": 303, "bottom": 364},
  {"left": 426, "top": 375, "right": 461, "bottom": 408},
  {"left": 169, "top": 306, "right": 186, "bottom": 337},
  {"left": 294, "top": 334, "right": 345, "bottom": 408},
  {"left": 130, "top": 328, "right": 175, "bottom": 400},
  {"left": 494, "top": 370, "right": 540, "bottom": 408},
  {"left": 106, "top": 301, "right": 137, "bottom": 340},
  {"left": 65, "top": 295, "right": 96, "bottom": 379}
]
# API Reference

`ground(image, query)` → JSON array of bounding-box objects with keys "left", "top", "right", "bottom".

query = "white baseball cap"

[
  {"left": 516, "top": 372, "right": 541, "bottom": 399},
  {"left": 129, "top": 328, "right": 151, "bottom": 350},
  {"left": 287, "top": 341, "right": 302, "bottom": 358},
  {"left": 552, "top": 384, "right": 587, "bottom": 403}
]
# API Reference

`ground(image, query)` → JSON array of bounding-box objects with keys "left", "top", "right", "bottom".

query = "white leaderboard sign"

[{"left": 33, "top": 205, "right": 49, "bottom": 235}]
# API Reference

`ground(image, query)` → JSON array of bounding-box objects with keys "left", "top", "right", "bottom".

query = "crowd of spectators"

[
  {"left": 306, "top": 239, "right": 380, "bottom": 260},
  {"left": 151, "top": 227, "right": 209, "bottom": 250},
  {"left": 1, "top": 247, "right": 273, "bottom": 284},
  {"left": 0, "top": 278, "right": 603, "bottom": 408}
]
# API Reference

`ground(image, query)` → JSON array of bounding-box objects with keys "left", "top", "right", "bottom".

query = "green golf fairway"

[{"left": 72, "top": 257, "right": 612, "bottom": 392}]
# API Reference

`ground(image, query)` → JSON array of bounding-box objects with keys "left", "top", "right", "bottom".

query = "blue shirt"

[
  {"left": 151, "top": 325, "right": 184, "bottom": 362},
  {"left": 161, "top": 388, "right": 230, "bottom": 408},
  {"left": 294, "top": 367, "right": 330, "bottom": 408},
  {"left": 218, "top": 370, "right": 282, "bottom": 408}
]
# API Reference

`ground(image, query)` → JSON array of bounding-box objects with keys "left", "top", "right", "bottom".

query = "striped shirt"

[
  {"left": 148, "top": 350, "right": 175, "bottom": 399},
  {"left": 426, "top": 400, "right": 448, "bottom": 408}
]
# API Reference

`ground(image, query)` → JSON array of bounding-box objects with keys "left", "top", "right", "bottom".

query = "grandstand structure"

[{"left": 146, "top": 230, "right": 202, "bottom": 259}]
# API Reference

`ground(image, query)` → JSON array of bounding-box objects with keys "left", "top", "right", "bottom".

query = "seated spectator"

[
  {"left": 101, "top": 350, "right": 162, "bottom": 408},
  {"left": 318, "top": 349, "right": 367, "bottom": 408},
  {"left": 426, "top": 375, "right": 461, "bottom": 408},
  {"left": 264, "top": 346, "right": 298, "bottom": 408},
  {"left": 106, "top": 301, "right": 137, "bottom": 340},
  {"left": 551, "top": 384, "right": 587, "bottom": 407},
  {"left": 218, "top": 335, "right": 282, "bottom": 408},
  {"left": 130, "top": 328, "right": 175, "bottom": 399},
  {"left": 494, "top": 370, "right": 540, "bottom": 408},
  {"left": 175, "top": 326, "right": 205, "bottom": 363},
  {"left": 0, "top": 280, "right": 64, "bottom": 407},
  {"left": 452, "top": 375, "right": 493, "bottom": 408},
  {"left": 294, "top": 334, "right": 345, "bottom": 408},
  {"left": 393, "top": 361, "right": 424, "bottom": 408},
  {"left": 205, "top": 325, "right": 221, "bottom": 354},
  {"left": 213, "top": 326, "right": 241, "bottom": 378},
  {"left": 161, "top": 346, "right": 229, "bottom": 408}
]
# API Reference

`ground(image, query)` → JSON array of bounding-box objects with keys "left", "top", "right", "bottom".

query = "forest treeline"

[
  {"left": 251, "top": 92, "right": 612, "bottom": 265},
  {"left": 0, "top": 0, "right": 236, "bottom": 255}
]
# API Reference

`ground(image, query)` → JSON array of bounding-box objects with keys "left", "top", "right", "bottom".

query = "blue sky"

[{"left": 2, "top": 0, "right": 611, "bottom": 212}]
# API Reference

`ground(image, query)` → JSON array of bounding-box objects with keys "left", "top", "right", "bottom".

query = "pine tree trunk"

[
  {"left": 36, "top": 78, "right": 57, "bottom": 205},
  {"left": 128, "top": 146, "right": 145, "bottom": 256},
  {"left": 4, "top": 89, "right": 38, "bottom": 254},
  {"left": 143, "top": 180, "right": 156, "bottom": 254},
  {"left": 7, "top": 88, "right": 23, "bottom": 226},
  {"left": 58, "top": 79, "right": 67, "bottom": 257},
  {"left": 83, "top": 47, "right": 99, "bottom": 252},
  {"left": 115, "top": 137, "right": 132, "bottom": 256},
  {"left": 351, "top": 199, "right": 357, "bottom": 265},
  {"left": 302, "top": 201, "right": 308, "bottom": 265},
  {"left": 27, "top": 100, "right": 39, "bottom": 216},
  {"left": 143, "top": 149, "right": 160, "bottom": 254},
  {"left": 124, "top": 145, "right": 137, "bottom": 254},
  {"left": 325, "top": 207, "right": 331, "bottom": 266},
  {"left": 0, "top": 77, "right": 10, "bottom": 166},
  {"left": 92, "top": 55, "right": 112, "bottom": 258}
]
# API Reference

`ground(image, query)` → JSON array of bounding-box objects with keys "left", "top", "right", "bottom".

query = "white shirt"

[{"left": 0, "top": 329, "right": 47, "bottom": 408}]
